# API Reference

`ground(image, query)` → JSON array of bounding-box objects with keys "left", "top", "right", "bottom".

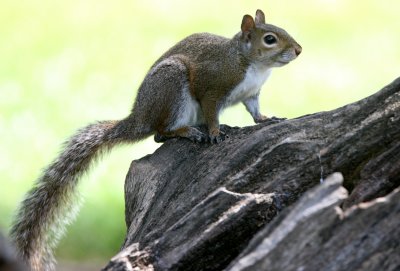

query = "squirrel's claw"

[
  {"left": 209, "top": 130, "right": 228, "bottom": 144},
  {"left": 154, "top": 133, "right": 168, "bottom": 143},
  {"left": 188, "top": 132, "right": 208, "bottom": 143},
  {"left": 186, "top": 127, "right": 208, "bottom": 143},
  {"left": 255, "top": 115, "right": 286, "bottom": 124},
  {"left": 268, "top": 116, "right": 287, "bottom": 122},
  {"left": 154, "top": 128, "right": 208, "bottom": 143}
]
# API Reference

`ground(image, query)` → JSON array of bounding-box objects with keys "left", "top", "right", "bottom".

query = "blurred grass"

[{"left": 1, "top": 0, "right": 399, "bottom": 265}]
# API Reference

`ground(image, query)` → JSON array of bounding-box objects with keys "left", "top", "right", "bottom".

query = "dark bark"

[{"left": 103, "top": 78, "right": 400, "bottom": 271}]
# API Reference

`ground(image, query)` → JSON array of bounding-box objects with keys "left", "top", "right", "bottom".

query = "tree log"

[{"left": 103, "top": 78, "right": 400, "bottom": 271}]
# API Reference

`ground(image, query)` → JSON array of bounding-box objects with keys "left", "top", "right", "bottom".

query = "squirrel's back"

[{"left": 156, "top": 33, "right": 236, "bottom": 66}]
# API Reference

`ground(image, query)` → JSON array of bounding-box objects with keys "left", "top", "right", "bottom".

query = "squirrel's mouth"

[{"left": 275, "top": 60, "right": 290, "bottom": 65}]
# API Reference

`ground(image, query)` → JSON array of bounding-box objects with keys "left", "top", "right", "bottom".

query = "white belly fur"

[
  {"left": 169, "top": 64, "right": 271, "bottom": 131},
  {"left": 223, "top": 64, "right": 271, "bottom": 108},
  {"left": 169, "top": 85, "right": 204, "bottom": 130}
]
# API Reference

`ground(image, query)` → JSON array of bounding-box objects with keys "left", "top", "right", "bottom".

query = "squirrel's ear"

[
  {"left": 255, "top": 9, "right": 266, "bottom": 24},
  {"left": 241, "top": 15, "right": 255, "bottom": 34}
]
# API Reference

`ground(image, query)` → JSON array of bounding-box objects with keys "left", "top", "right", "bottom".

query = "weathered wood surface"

[{"left": 103, "top": 78, "right": 400, "bottom": 271}]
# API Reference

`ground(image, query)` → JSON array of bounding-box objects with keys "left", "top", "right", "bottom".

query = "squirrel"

[{"left": 10, "top": 9, "right": 301, "bottom": 271}]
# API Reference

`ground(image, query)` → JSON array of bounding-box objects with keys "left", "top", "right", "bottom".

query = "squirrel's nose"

[{"left": 295, "top": 46, "right": 302, "bottom": 56}]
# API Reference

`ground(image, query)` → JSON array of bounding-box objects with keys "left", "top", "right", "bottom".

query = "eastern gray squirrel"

[{"left": 11, "top": 9, "right": 301, "bottom": 271}]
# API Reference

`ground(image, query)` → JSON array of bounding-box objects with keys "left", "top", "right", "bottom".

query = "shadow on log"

[{"left": 103, "top": 78, "right": 400, "bottom": 271}]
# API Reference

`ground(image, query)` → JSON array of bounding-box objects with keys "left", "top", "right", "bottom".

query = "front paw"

[
  {"left": 255, "top": 115, "right": 286, "bottom": 124},
  {"left": 208, "top": 128, "right": 227, "bottom": 144},
  {"left": 254, "top": 115, "right": 268, "bottom": 123},
  {"left": 268, "top": 116, "right": 287, "bottom": 122}
]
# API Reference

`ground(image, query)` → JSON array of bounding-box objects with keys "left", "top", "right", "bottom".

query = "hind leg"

[
  {"left": 135, "top": 55, "right": 206, "bottom": 143},
  {"left": 154, "top": 126, "right": 207, "bottom": 143}
]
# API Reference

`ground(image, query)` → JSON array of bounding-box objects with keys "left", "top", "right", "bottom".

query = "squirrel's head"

[{"left": 239, "top": 9, "right": 302, "bottom": 68}]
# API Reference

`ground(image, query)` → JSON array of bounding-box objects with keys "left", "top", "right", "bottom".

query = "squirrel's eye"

[{"left": 264, "top": 34, "right": 277, "bottom": 45}]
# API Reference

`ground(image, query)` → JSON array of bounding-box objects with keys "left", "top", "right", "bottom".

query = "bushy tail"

[{"left": 10, "top": 119, "right": 146, "bottom": 271}]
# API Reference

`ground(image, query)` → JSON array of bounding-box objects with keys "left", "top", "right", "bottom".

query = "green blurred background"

[{"left": 1, "top": 0, "right": 399, "bottom": 267}]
